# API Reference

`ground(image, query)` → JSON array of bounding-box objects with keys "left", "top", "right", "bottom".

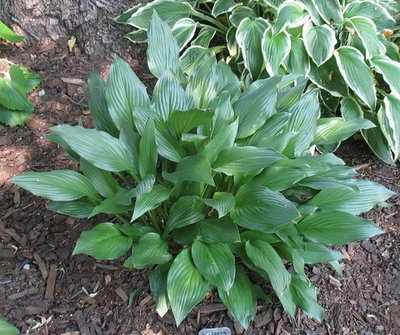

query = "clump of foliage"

[
  {"left": 117, "top": 0, "right": 400, "bottom": 164},
  {"left": 12, "top": 14, "right": 393, "bottom": 328},
  {"left": 0, "top": 20, "right": 41, "bottom": 126}
]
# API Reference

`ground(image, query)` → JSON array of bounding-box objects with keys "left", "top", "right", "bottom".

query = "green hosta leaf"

[
  {"left": 117, "top": 222, "right": 155, "bottom": 241},
  {"left": 274, "top": 1, "right": 309, "bottom": 34},
  {"left": 125, "top": 30, "right": 147, "bottom": 43},
  {"left": 172, "top": 18, "right": 197, "bottom": 50},
  {"left": 139, "top": 119, "right": 158, "bottom": 178},
  {"left": 12, "top": 170, "right": 98, "bottom": 202},
  {"left": 288, "top": 36, "right": 310, "bottom": 75},
  {"left": 311, "top": 0, "right": 343, "bottom": 24},
  {"left": 344, "top": 1, "right": 395, "bottom": 31},
  {"left": 166, "top": 196, "right": 205, "bottom": 233},
  {"left": 167, "top": 249, "right": 210, "bottom": 326},
  {"left": 0, "top": 318, "right": 19, "bottom": 335},
  {"left": 303, "top": 22, "right": 336, "bottom": 66},
  {"left": 106, "top": 56, "right": 149, "bottom": 130},
  {"left": 229, "top": 6, "right": 256, "bottom": 28},
  {"left": 213, "top": 146, "right": 284, "bottom": 176},
  {"left": 202, "top": 192, "right": 235, "bottom": 218},
  {"left": 130, "top": 175, "right": 156, "bottom": 197},
  {"left": 47, "top": 200, "right": 96, "bottom": 218},
  {"left": 309, "top": 57, "right": 348, "bottom": 97},
  {"left": 253, "top": 165, "right": 306, "bottom": 192},
  {"left": 290, "top": 274, "right": 324, "bottom": 321},
  {"left": 334, "top": 46, "right": 376, "bottom": 109},
  {"left": 154, "top": 118, "right": 185, "bottom": 162},
  {"left": 88, "top": 72, "right": 118, "bottom": 135},
  {"left": 192, "top": 240, "right": 235, "bottom": 292},
  {"left": 0, "top": 21, "right": 24, "bottom": 43},
  {"left": 370, "top": 55, "right": 400, "bottom": 97},
  {"left": 147, "top": 12, "right": 180, "bottom": 78},
  {"left": 125, "top": 232, "right": 172, "bottom": 268},
  {"left": 245, "top": 240, "right": 291, "bottom": 295},
  {"left": 125, "top": 1, "right": 194, "bottom": 29},
  {"left": 0, "top": 77, "right": 34, "bottom": 112},
  {"left": 309, "top": 179, "right": 394, "bottom": 215},
  {"left": 313, "top": 117, "right": 375, "bottom": 145},
  {"left": 90, "top": 190, "right": 133, "bottom": 217},
  {"left": 297, "top": 211, "right": 383, "bottom": 245},
  {"left": 218, "top": 266, "right": 257, "bottom": 329},
  {"left": 341, "top": 97, "right": 364, "bottom": 121},
  {"left": 131, "top": 185, "right": 171, "bottom": 221},
  {"left": 212, "top": 0, "right": 240, "bottom": 17},
  {"left": 73, "top": 222, "right": 132, "bottom": 260},
  {"left": 0, "top": 107, "right": 32, "bottom": 127},
  {"left": 51, "top": 125, "right": 133, "bottom": 172},
  {"left": 231, "top": 185, "right": 300, "bottom": 233},
  {"left": 236, "top": 17, "right": 269, "bottom": 79},
  {"left": 150, "top": 262, "right": 171, "bottom": 317},
  {"left": 234, "top": 76, "right": 280, "bottom": 138},
  {"left": 153, "top": 70, "right": 188, "bottom": 121},
  {"left": 344, "top": 17, "right": 385, "bottom": 59},
  {"left": 378, "top": 94, "right": 400, "bottom": 161},
  {"left": 198, "top": 218, "right": 240, "bottom": 243},
  {"left": 303, "top": 242, "right": 344, "bottom": 264},
  {"left": 119, "top": 126, "right": 140, "bottom": 173},
  {"left": 168, "top": 108, "right": 213, "bottom": 134},
  {"left": 163, "top": 155, "right": 215, "bottom": 186},
  {"left": 191, "top": 26, "right": 216, "bottom": 48},
  {"left": 80, "top": 159, "right": 119, "bottom": 198},
  {"left": 262, "top": 28, "right": 291, "bottom": 76}
]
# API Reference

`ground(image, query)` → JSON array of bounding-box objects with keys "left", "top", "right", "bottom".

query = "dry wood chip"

[
  {"left": 61, "top": 77, "right": 85, "bottom": 85},
  {"left": 197, "top": 304, "right": 227, "bottom": 314},
  {"left": 0, "top": 249, "right": 14, "bottom": 259},
  {"left": 8, "top": 287, "right": 39, "bottom": 300},
  {"left": 115, "top": 287, "right": 128, "bottom": 302},
  {"left": 60, "top": 332, "right": 80, "bottom": 335},
  {"left": 0, "top": 222, "right": 21, "bottom": 242},
  {"left": 45, "top": 264, "right": 58, "bottom": 300},
  {"left": 329, "top": 275, "right": 342, "bottom": 287},
  {"left": 139, "top": 295, "right": 152, "bottom": 307},
  {"left": 95, "top": 263, "right": 119, "bottom": 270},
  {"left": 104, "top": 275, "right": 112, "bottom": 285},
  {"left": 33, "top": 252, "right": 48, "bottom": 279}
]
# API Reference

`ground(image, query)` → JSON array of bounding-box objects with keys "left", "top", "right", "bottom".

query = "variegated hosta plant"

[
  {"left": 12, "top": 14, "right": 394, "bottom": 328},
  {"left": 117, "top": 0, "right": 400, "bottom": 164}
]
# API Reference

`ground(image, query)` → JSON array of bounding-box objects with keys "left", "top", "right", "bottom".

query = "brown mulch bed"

[{"left": 1, "top": 32, "right": 399, "bottom": 335}]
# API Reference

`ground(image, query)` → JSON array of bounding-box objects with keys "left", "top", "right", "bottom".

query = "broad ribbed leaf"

[
  {"left": 309, "top": 179, "right": 394, "bottom": 215},
  {"left": 335, "top": 47, "right": 376, "bottom": 109},
  {"left": 274, "top": 1, "right": 309, "bottom": 34},
  {"left": 139, "top": 119, "right": 158, "bottom": 178},
  {"left": 198, "top": 218, "right": 240, "bottom": 244},
  {"left": 0, "top": 20, "right": 24, "bottom": 42},
  {"left": 246, "top": 240, "right": 291, "bottom": 296},
  {"left": 73, "top": 222, "right": 132, "bottom": 260},
  {"left": 0, "top": 77, "right": 34, "bottom": 112},
  {"left": 131, "top": 185, "right": 171, "bottom": 221},
  {"left": 166, "top": 196, "right": 205, "bottom": 233},
  {"left": 106, "top": 56, "right": 149, "bottom": 130},
  {"left": 192, "top": 240, "right": 235, "bottom": 292},
  {"left": 344, "top": 1, "right": 395, "bottom": 31},
  {"left": 51, "top": 125, "right": 133, "bottom": 172},
  {"left": 167, "top": 249, "right": 210, "bottom": 326},
  {"left": 163, "top": 155, "right": 215, "bottom": 186},
  {"left": 231, "top": 185, "right": 300, "bottom": 232},
  {"left": 12, "top": 170, "right": 98, "bottom": 202},
  {"left": 341, "top": 97, "right": 364, "bottom": 120},
  {"left": 344, "top": 17, "right": 385, "bottom": 59},
  {"left": 303, "top": 242, "right": 344, "bottom": 264},
  {"left": 90, "top": 190, "right": 133, "bottom": 217},
  {"left": 262, "top": 28, "right": 291, "bottom": 76},
  {"left": 0, "top": 107, "right": 32, "bottom": 127},
  {"left": 212, "top": 0, "right": 240, "bottom": 17},
  {"left": 130, "top": 175, "right": 156, "bottom": 197},
  {"left": 154, "top": 118, "right": 186, "bottom": 162},
  {"left": 213, "top": 146, "right": 283, "bottom": 175},
  {"left": 172, "top": 18, "right": 197, "bottom": 50},
  {"left": 288, "top": 36, "right": 310, "bottom": 75},
  {"left": 0, "top": 318, "right": 19, "bottom": 335},
  {"left": 191, "top": 26, "right": 216, "bottom": 48},
  {"left": 254, "top": 165, "right": 306, "bottom": 191},
  {"left": 80, "top": 159, "right": 119, "bottom": 198},
  {"left": 371, "top": 55, "right": 400, "bottom": 97},
  {"left": 47, "top": 200, "right": 96, "bottom": 218},
  {"left": 88, "top": 72, "right": 118, "bottom": 135},
  {"left": 290, "top": 275, "right": 324, "bottom": 321},
  {"left": 125, "top": 232, "right": 172, "bottom": 268},
  {"left": 125, "top": 1, "right": 194, "bottom": 29},
  {"left": 297, "top": 211, "right": 383, "bottom": 245},
  {"left": 150, "top": 262, "right": 171, "bottom": 317},
  {"left": 168, "top": 109, "right": 213, "bottom": 134},
  {"left": 313, "top": 117, "right": 375, "bottom": 145},
  {"left": 378, "top": 94, "right": 400, "bottom": 161},
  {"left": 125, "top": 30, "right": 147, "bottom": 43},
  {"left": 202, "top": 192, "right": 235, "bottom": 218},
  {"left": 236, "top": 17, "right": 269, "bottom": 79},
  {"left": 229, "top": 6, "right": 257, "bottom": 28},
  {"left": 303, "top": 22, "right": 336, "bottom": 66},
  {"left": 218, "top": 266, "right": 257, "bottom": 329},
  {"left": 234, "top": 76, "right": 280, "bottom": 138},
  {"left": 311, "top": 0, "right": 343, "bottom": 24},
  {"left": 147, "top": 12, "right": 180, "bottom": 78}
]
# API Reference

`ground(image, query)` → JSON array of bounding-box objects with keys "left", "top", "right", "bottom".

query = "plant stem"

[
  {"left": 116, "top": 214, "right": 129, "bottom": 225},
  {"left": 149, "top": 210, "right": 161, "bottom": 233},
  {"left": 116, "top": 172, "right": 134, "bottom": 187},
  {"left": 129, "top": 170, "right": 140, "bottom": 183}
]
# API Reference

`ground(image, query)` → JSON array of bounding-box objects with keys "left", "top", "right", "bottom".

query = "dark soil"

[{"left": 1, "top": 20, "right": 400, "bottom": 335}]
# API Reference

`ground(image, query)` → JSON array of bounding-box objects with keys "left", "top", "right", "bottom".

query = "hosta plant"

[
  {"left": 117, "top": 0, "right": 400, "bottom": 163},
  {"left": 0, "top": 21, "right": 41, "bottom": 126},
  {"left": 12, "top": 14, "right": 394, "bottom": 328}
]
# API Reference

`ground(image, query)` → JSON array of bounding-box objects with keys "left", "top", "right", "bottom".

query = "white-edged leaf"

[
  {"left": 378, "top": 94, "right": 400, "bottom": 161},
  {"left": 370, "top": 55, "right": 400, "bottom": 97},
  {"left": 262, "top": 27, "right": 291, "bottom": 76},
  {"left": 341, "top": 97, "right": 364, "bottom": 120},
  {"left": 334, "top": 46, "right": 376, "bottom": 109},
  {"left": 172, "top": 18, "right": 197, "bottom": 50},
  {"left": 212, "top": 0, "right": 241, "bottom": 17},
  {"left": 311, "top": 0, "right": 343, "bottom": 24},
  {"left": 288, "top": 36, "right": 310, "bottom": 75},
  {"left": 274, "top": 1, "right": 309, "bottom": 34}
]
